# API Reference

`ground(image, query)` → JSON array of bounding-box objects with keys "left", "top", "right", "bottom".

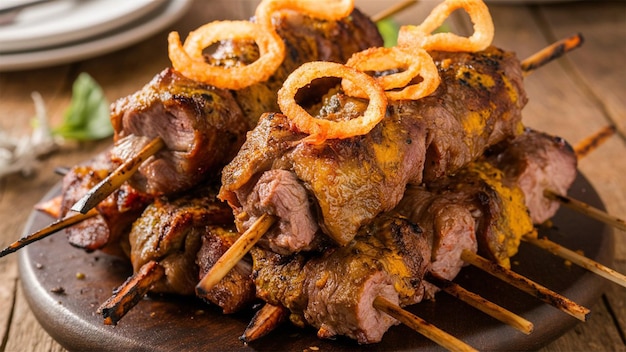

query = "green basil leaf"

[
  {"left": 53, "top": 73, "right": 113, "bottom": 140},
  {"left": 376, "top": 18, "right": 400, "bottom": 47}
]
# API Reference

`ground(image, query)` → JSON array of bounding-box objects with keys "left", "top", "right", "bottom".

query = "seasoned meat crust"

[{"left": 111, "top": 68, "right": 248, "bottom": 196}]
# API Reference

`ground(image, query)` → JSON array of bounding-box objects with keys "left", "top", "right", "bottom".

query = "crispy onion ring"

[
  {"left": 168, "top": 0, "right": 355, "bottom": 90},
  {"left": 278, "top": 61, "right": 387, "bottom": 144},
  {"left": 398, "top": 0, "right": 494, "bottom": 52},
  {"left": 255, "top": 0, "right": 354, "bottom": 28},
  {"left": 342, "top": 46, "right": 441, "bottom": 101},
  {"left": 168, "top": 21, "right": 283, "bottom": 90}
]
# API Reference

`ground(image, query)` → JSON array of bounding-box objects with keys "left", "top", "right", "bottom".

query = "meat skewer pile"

[
  {"left": 69, "top": 0, "right": 384, "bottom": 214},
  {"left": 2, "top": 0, "right": 625, "bottom": 350},
  {"left": 0, "top": 0, "right": 385, "bottom": 259},
  {"left": 239, "top": 127, "right": 585, "bottom": 344}
]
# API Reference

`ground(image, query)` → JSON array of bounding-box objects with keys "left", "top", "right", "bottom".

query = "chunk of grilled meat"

[
  {"left": 217, "top": 8, "right": 383, "bottom": 129},
  {"left": 100, "top": 187, "right": 255, "bottom": 325},
  {"left": 392, "top": 188, "right": 477, "bottom": 299},
  {"left": 60, "top": 150, "right": 152, "bottom": 257},
  {"left": 233, "top": 169, "right": 323, "bottom": 255},
  {"left": 110, "top": 8, "right": 382, "bottom": 196},
  {"left": 128, "top": 186, "right": 233, "bottom": 296},
  {"left": 196, "top": 225, "right": 256, "bottom": 314},
  {"left": 110, "top": 73, "right": 247, "bottom": 196},
  {"left": 395, "top": 129, "right": 577, "bottom": 271},
  {"left": 251, "top": 215, "right": 430, "bottom": 344},
  {"left": 398, "top": 161, "right": 534, "bottom": 268},
  {"left": 485, "top": 128, "right": 578, "bottom": 224},
  {"left": 220, "top": 46, "right": 528, "bottom": 251}
]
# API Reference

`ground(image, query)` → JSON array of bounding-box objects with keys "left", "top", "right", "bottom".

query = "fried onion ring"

[
  {"left": 255, "top": 0, "right": 354, "bottom": 28},
  {"left": 278, "top": 61, "right": 387, "bottom": 144},
  {"left": 168, "top": 0, "right": 356, "bottom": 90},
  {"left": 342, "top": 46, "right": 441, "bottom": 101},
  {"left": 398, "top": 0, "right": 494, "bottom": 52},
  {"left": 168, "top": 21, "right": 283, "bottom": 90}
]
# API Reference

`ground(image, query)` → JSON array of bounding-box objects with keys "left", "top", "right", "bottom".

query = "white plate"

[
  {"left": 0, "top": 0, "right": 167, "bottom": 53},
  {"left": 0, "top": 0, "right": 192, "bottom": 71}
]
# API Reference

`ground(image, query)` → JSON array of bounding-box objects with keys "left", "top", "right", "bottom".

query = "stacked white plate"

[{"left": 0, "top": 0, "right": 193, "bottom": 71}]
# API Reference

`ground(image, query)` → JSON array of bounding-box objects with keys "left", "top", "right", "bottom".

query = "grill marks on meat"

[
  {"left": 129, "top": 187, "right": 234, "bottom": 296},
  {"left": 60, "top": 151, "right": 152, "bottom": 257},
  {"left": 423, "top": 48, "right": 527, "bottom": 181},
  {"left": 109, "top": 9, "right": 382, "bottom": 196},
  {"left": 220, "top": 46, "right": 528, "bottom": 251},
  {"left": 251, "top": 215, "right": 430, "bottom": 344}
]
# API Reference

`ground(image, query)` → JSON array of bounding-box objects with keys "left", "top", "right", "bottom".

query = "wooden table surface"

[{"left": 0, "top": 1, "right": 624, "bottom": 351}]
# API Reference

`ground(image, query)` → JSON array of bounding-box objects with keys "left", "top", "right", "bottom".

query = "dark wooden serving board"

[{"left": 18, "top": 173, "right": 614, "bottom": 351}]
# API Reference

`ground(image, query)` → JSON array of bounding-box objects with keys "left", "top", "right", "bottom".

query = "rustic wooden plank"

[
  {"left": 544, "top": 260, "right": 626, "bottom": 352},
  {"left": 484, "top": 4, "right": 626, "bottom": 351},
  {"left": 536, "top": 2, "right": 626, "bottom": 260},
  {"left": 538, "top": 2, "right": 626, "bottom": 135},
  {"left": 0, "top": 255, "right": 18, "bottom": 350},
  {"left": 606, "top": 260, "right": 626, "bottom": 344},
  {"left": 5, "top": 284, "right": 65, "bottom": 352}
]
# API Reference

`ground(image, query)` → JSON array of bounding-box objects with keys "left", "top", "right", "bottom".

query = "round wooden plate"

[{"left": 18, "top": 173, "right": 613, "bottom": 351}]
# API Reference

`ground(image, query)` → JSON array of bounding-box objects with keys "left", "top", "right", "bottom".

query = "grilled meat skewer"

[
  {"left": 251, "top": 214, "right": 431, "bottom": 344},
  {"left": 245, "top": 129, "right": 579, "bottom": 344},
  {"left": 220, "top": 45, "right": 528, "bottom": 254},
  {"left": 60, "top": 149, "right": 153, "bottom": 257},
  {"left": 98, "top": 184, "right": 238, "bottom": 325},
  {"left": 102, "top": 8, "right": 383, "bottom": 199},
  {"left": 15, "top": 7, "right": 382, "bottom": 256}
]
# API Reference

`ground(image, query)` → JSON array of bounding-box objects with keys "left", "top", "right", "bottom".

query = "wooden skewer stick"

[
  {"left": 97, "top": 260, "right": 165, "bottom": 325},
  {"left": 240, "top": 303, "right": 289, "bottom": 343},
  {"left": 521, "top": 33, "right": 584, "bottom": 75},
  {"left": 460, "top": 250, "right": 590, "bottom": 322},
  {"left": 373, "top": 296, "right": 478, "bottom": 352},
  {"left": 71, "top": 136, "right": 165, "bottom": 214},
  {"left": 545, "top": 124, "right": 626, "bottom": 231},
  {"left": 426, "top": 273, "right": 534, "bottom": 335},
  {"left": 522, "top": 125, "right": 626, "bottom": 286},
  {"left": 196, "top": 214, "right": 276, "bottom": 295},
  {"left": 574, "top": 125, "right": 616, "bottom": 159},
  {"left": 523, "top": 235, "right": 626, "bottom": 288},
  {"left": 544, "top": 190, "right": 626, "bottom": 232},
  {"left": 0, "top": 209, "right": 98, "bottom": 258},
  {"left": 370, "top": 0, "right": 418, "bottom": 22}
]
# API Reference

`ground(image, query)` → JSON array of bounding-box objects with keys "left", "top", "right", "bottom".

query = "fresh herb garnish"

[
  {"left": 53, "top": 72, "right": 113, "bottom": 141},
  {"left": 376, "top": 18, "right": 400, "bottom": 47}
]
